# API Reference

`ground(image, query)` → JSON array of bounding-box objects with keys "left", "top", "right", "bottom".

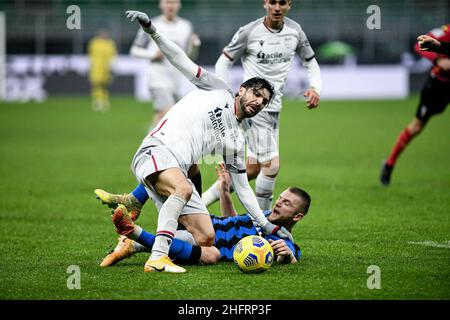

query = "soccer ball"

[{"left": 233, "top": 235, "right": 274, "bottom": 273}]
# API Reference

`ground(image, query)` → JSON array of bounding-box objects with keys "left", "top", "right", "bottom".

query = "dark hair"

[
  {"left": 240, "top": 77, "right": 275, "bottom": 102},
  {"left": 288, "top": 187, "right": 311, "bottom": 215}
]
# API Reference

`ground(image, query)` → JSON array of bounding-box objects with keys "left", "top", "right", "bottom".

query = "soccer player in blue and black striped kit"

[{"left": 100, "top": 163, "right": 310, "bottom": 267}]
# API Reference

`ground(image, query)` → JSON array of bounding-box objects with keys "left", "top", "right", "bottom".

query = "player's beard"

[{"left": 240, "top": 97, "right": 259, "bottom": 118}]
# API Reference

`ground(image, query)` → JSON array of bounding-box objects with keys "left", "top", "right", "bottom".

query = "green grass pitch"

[{"left": 0, "top": 96, "right": 449, "bottom": 300}]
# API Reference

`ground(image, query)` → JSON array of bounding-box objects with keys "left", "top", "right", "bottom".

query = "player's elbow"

[{"left": 199, "top": 246, "right": 221, "bottom": 264}]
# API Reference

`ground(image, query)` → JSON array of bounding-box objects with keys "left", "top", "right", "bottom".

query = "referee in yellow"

[{"left": 88, "top": 29, "right": 117, "bottom": 112}]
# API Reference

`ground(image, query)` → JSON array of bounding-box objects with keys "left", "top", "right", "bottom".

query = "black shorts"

[{"left": 415, "top": 76, "right": 450, "bottom": 122}]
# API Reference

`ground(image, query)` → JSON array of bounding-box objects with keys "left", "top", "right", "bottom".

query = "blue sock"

[
  {"left": 131, "top": 184, "right": 149, "bottom": 205},
  {"left": 137, "top": 229, "right": 194, "bottom": 262}
]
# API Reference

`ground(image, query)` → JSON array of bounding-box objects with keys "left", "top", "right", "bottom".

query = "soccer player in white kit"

[
  {"left": 202, "top": 0, "right": 322, "bottom": 211},
  {"left": 116, "top": 10, "right": 293, "bottom": 273},
  {"left": 130, "top": 0, "right": 201, "bottom": 128}
]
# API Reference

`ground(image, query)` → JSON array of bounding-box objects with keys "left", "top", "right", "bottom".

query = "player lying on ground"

[{"left": 99, "top": 164, "right": 310, "bottom": 266}]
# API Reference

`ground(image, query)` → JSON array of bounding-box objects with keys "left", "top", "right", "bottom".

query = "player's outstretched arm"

[
  {"left": 215, "top": 54, "right": 234, "bottom": 86},
  {"left": 125, "top": 10, "right": 228, "bottom": 91},
  {"left": 227, "top": 168, "right": 293, "bottom": 242}
]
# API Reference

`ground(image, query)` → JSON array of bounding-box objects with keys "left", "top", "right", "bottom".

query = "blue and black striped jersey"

[{"left": 210, "top": 211, "right": 301, "bottom": 261}]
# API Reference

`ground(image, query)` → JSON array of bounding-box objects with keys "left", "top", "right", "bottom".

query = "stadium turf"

[{"left": 0, "top": 96, "right": 449, "bottom": 300}]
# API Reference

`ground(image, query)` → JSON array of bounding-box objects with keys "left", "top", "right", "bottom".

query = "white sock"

[
  {"left": 150, "top": 195, "right": 187, "bottom": 260},
  {"left": 175, "top": 229, "right": 197, "bottom": 245},
  {"left": 255, "top": 173, "right": 276, "bottom": 211},
  {"left": 202, "top": 181, "right": 220, "bottom": 206}
]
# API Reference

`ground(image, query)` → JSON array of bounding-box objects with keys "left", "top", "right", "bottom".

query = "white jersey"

[
  {"left": 132, "top": 15, "right": 195, "bottom": 89},
  {"left": 132, "top": 25, "right": 273, "bottom": 229},
  {"left": 222, "top": 17, "right": 315, "bottom": 112},
  {"left": 141, "top": 84, "right": 246, "bottom": 173}
]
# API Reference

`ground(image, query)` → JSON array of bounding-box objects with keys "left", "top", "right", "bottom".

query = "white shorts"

[
  {"left": 149, "top": 88, "right": 180, "bottom": 112},
  {"left": 131, "top": 138, "right": 209, "bottom": 216},
  {"left": 144, "top": 182, "right": 208, "bottom": 216},
  {"left": 245, "top": 111, "right": 280, "bottom": 163}
]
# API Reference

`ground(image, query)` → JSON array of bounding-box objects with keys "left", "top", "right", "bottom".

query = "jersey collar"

[{"left": 263, "top": 17, "right": 284, "bottom": 33}]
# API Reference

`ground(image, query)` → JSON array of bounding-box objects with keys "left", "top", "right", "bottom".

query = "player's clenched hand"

[
  {"left": 268, "top": 239, "right": 297, "bottom": 264},
  {"left": 125, "top": 10, "right": 154, "bottom": 32},
  {"left": 304, "top": 88, "right": 320, "bottom": 109},
  {"left": 262, "top": 221, "right": 294, "bottom": 242},
  {"left": 417, "top": 35, "right": 441, "bottom": 51}
]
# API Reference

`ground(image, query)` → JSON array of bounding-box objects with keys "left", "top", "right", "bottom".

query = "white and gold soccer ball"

[{"left": 233, "top": 235, "right": 274, "bottom": 273}]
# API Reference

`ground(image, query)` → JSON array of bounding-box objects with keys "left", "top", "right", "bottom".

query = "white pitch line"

[{"left": 408, "top": 241, "right": 450, "bottom": 249}]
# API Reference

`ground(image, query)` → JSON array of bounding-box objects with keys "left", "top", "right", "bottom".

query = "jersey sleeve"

[
  {"left": 288, "top": 241, "right": 302, "bottom": 261},
  {"left": 223, "top": 139, "right": 246, "bottom": 174},
  {"left": 295, "top": 26, "right": 316, "bottom": 62},
  {"left": 222, "top": 22, "right": 255, "bottom": 61},
  {"left": 132, "top": 28, "right": 151, "bottom": 49},
  {"left": 264, "top": 234, "right": 302, "bottom": 261},
  {"left": 190, "top": 68, "right": 231, "bottom": 91}
]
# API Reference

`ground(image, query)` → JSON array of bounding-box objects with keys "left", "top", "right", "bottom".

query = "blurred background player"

[
  {"left": 87, "top": 29, "right": 117, "bottom": 112},
  {"left": 100, "top": 163, "right": 309, "bottom": 267},
  {"left": 201, "top": 0, "right": 322, "bottom": 211},
  {"left": 380, "top": 24, "right": 450, "bottom": 186},
  {"left": 130, "top": 0, "right": 201, "bottom": 129}
]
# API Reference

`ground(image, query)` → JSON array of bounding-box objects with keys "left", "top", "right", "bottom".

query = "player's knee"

[
  {"left": 409, "top": 119, "right": 425, "bottom": 136},
  {"left": 261, "top": 161, "right": 280, "bottom": 178},
  {"left": 199, "top": 246, "right": 220, "bottom": 264},
  {"left": 175, "top": 183, "right": 193, "bottom": 201},
  {"left": 195, "top": 230, "right": 215, "bottom": 247}
]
